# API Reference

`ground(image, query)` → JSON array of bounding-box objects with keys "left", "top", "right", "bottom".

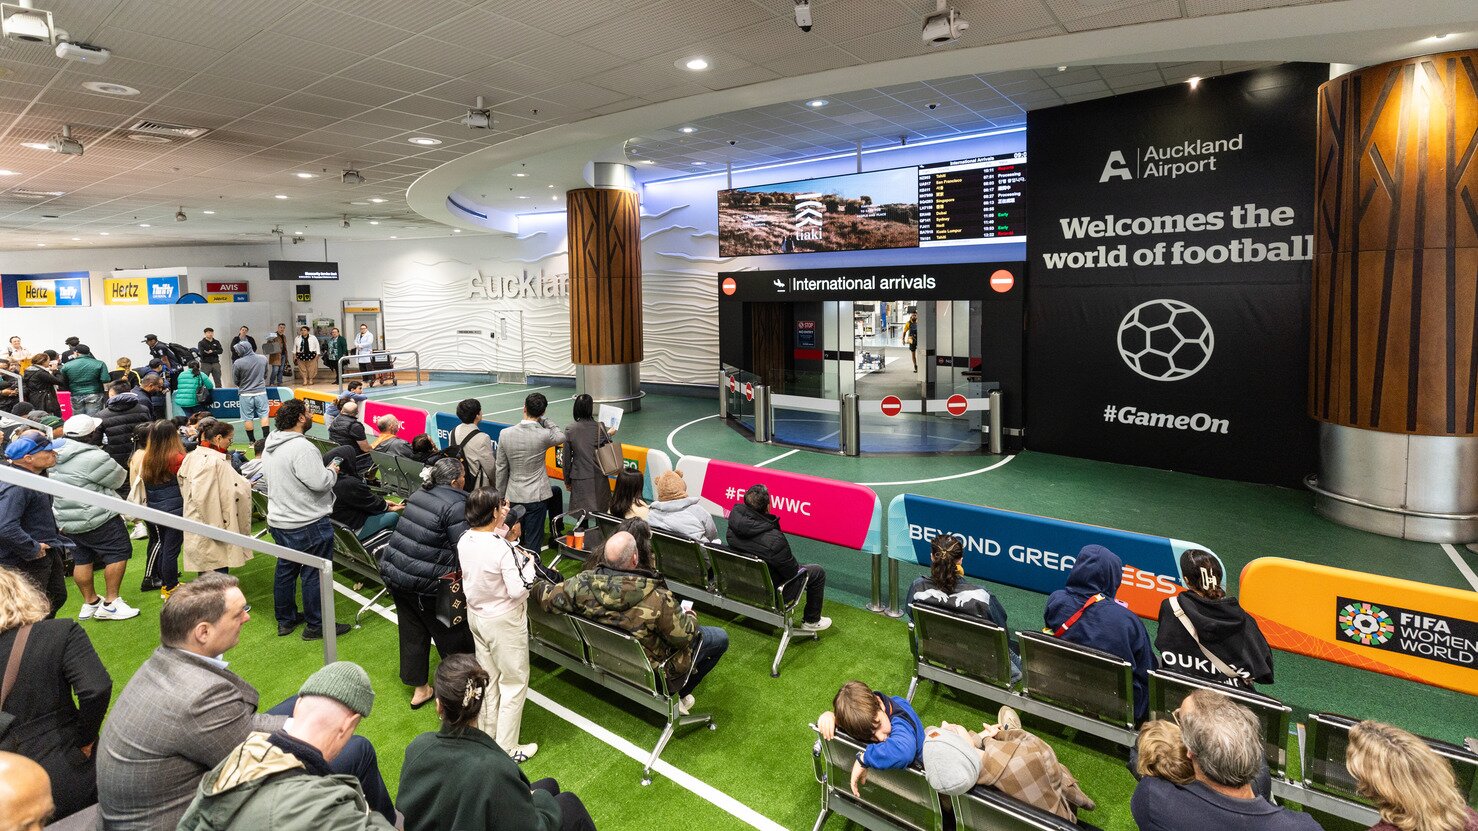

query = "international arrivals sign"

[
  {"left": 103, "top": 275, "right": 182, "bottom": 305},
  {"left": 0, "top": 272, "right": 91, "bottom": 308}
]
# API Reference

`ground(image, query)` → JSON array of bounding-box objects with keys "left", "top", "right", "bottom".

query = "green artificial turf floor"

[{"left": 59, "top": 380, "right": 1478, "bottom": 831}]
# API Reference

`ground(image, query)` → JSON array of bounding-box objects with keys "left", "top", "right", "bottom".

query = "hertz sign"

[{"left": 103, "top": 275, "right": 182, "bottom": 306}]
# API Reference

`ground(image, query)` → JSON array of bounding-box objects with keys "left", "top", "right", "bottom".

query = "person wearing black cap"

[
  {"left": 142, "top": 334, "right": 177, "bottom": 384},
  {"left": 0, "top": 430, "right": 70, "bottom": 616},
  {"left": 59, "top": 335, "right": 81, "bottom": 364},
  {"left": 57, "top": 344, "right": 112, "bottom": 416}
]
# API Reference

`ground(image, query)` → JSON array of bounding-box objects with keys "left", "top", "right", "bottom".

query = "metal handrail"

[
  {"left": 0, "top": 367, "right": 24, "bottom": 404},
  {"left": 1304, "top": 474, "right": 1478, "bottom": 521},
  {"left": 336, "top": 350, "right": 422, "bottom": 395},
  {"left": 0, "top": 460, "right": 341, "bottom": 664},
  {"left": 0, "top": 411, "right": 53, "bottom": 433}
]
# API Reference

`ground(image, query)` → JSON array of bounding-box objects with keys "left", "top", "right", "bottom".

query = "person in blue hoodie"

[
  {"left": 1043, "top": 544, "right": 1156, "bottom": 723},
  {"left": 816, "top": 680, "right": 925, "bottom": 797}
]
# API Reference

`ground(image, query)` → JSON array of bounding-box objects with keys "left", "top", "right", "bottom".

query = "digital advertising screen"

[
  {"left": 268, "top": 260, "right": 339, "bottom": 281},
  {"left": 717, "top": 153, "right": 1026, "bottom": 257}
]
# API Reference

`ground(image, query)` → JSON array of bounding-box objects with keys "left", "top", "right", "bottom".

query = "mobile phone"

[{"left": 680, "top": 600, "right": 694, "bottom": 614}]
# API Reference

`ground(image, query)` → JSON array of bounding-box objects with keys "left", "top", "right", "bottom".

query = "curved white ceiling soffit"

[{"left": 407, "top": 0, "right": 1476, "bottom": 234}]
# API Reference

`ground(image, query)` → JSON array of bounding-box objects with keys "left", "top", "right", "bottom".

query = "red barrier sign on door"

[
  {"left": 744, "top": 382, "right": 754, "bottom": 401},
  {"left": 728, "top": 376, "right": 737, "bottom": 393},
  {"left": 946, "top": 394, "right": 969, "bottom": 416},
  {"left": 881, "top": 395, "right": 903, "bottom": 417}
]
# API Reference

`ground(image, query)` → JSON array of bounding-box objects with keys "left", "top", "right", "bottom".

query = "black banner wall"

[{"left": 1026, "top": 64, "right": 1326, "bottom": 485}]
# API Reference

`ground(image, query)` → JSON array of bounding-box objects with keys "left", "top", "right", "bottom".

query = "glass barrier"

[
  {"left": 722, "top": 365, "right": 761, "bottom": 433},
  {"left": 771, "top": 392, "right": 841, "bottom": 452}
]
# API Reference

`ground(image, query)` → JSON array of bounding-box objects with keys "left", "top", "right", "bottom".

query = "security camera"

[
  {"left": 921, "top": 1, "right": 968, "bottom": 45},
  {"left": 340, "top": 215, "right": 350, "bottom": 229},
  {"left": 728, "top": 139, "right": 737, "bottom": 146},
  {"left": 46, "top": 125, "right": 82, "bottom": 156},
  {"left": 793, "top": 0, "right": 812, "bottom": 32},
  {"left": 174, "top": 207, "right": 186, "bottom": 222},
  {"left": 55, "top": 40, "right": 108, "bottom": 63},
  {"left": 462, "top": 95, "right": 492, "bottom": 129},
  {"left": 926, "top": 102, "right": 938, "bottom": 110},
  {"left": 1, "top": 1, "right": 55, "bottom": 43},
  {"left": 341, "top": 168, "right": 365, "bottom": 185}
]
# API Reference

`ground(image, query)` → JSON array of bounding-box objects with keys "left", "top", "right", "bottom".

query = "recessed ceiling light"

[
  {"left": 453, "top": 228, "right": 462, "bottom": 232},
  {"left": 368, "top": 220, "right": 379, "bottom": 225},
  {"left": 806, "top": 99, "right": 828, "bottom": 108},
  {"left": 517, "top": 195, "right": 529, "bottom": 199},
  {"left": 21, "top": 142, "right": 49, "bottom": 150},
  {"left": 274, "top": 194, "right": 289, "bottom": 199},
  {"left": 294, "top": 172, "right": 316, "bottom": 179},
  {"left": 681, "top": 57, "right": 709, "bottom": 71},
  {"left": 407, "top": 136, "right": 441, "bottom": 146},
  {"left": 1186, "top": 76, "right": 1202, "bottom": 88},
  {"left": 350, "top": 200, "right": 370, "bottom": 206},
  {"left": 99, "top": 232, "right": 109, "bottom": 235},
  {"left": 693, "top": 161, "right": 707, "bottom": 165},
  {"left": 0, "top": 169, "right": 15, "bottom": 176},
  {"left": 1428, "top": 33, "right": 1451, "bottom": 41},
  {"left": 389, "top": 235, "right": 398, "bottom": 239},
  {"left": 139, "top": 223, "right": 152, "bottom": 227},
  {"left": 82, "top": 81, "right": 139, "bottom": 96},
  {"left": 368, "top": 197, "right": 387, "bottom": 203},
  {"left": 70, "top": 237, "right": 78, "bottom": 241},
  {"left": 202, "top": 210, "right": 215, "bottom": 214},
  {"left": 293, "top": 230, "right": 303, "bottom": 235},
  {"left": 513, "top": 172, "right": 528, "bottom": 177},
  {"left": 546, "top": 184, "right": 555, "bottom": 188},
  {"left": 35, "top": 243, "right": 44, "bottom": 247},
  {"left": 1057, "top": 65, "right": 1067, "bottom": 72},
  {"left": 679, "top": 126, "right": 696, "bottom": 133},
  {"left": 127, "top": 134, "right": 171, "bottom": 143}
]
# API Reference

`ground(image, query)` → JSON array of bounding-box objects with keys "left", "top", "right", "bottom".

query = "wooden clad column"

[
  {"left": 1310, "top": 51, "right": 1478, "bottom": 542},
  {"left": 567, "top": 166, "right": 643, "bottom": 409}
]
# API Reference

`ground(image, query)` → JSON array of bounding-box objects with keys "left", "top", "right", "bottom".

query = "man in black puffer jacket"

[
  {"left": 724, "top": 483, "right": 832, "bottom": 633},
  {"left": 378, "top": 457, "right": 475, "bottom": 707},
  {"left": 99, "top": 381, "right": 151, "bottom": 476}
]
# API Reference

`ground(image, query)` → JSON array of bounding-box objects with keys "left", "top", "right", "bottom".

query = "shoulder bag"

[
  {"left": 1169, "top": 595, "right": 1241, "bottom": 680},
  {"left": 0, "top": 624, "right": 34, "bottom": 744},
  {"left": 433, "top": 570, "right": 467, "bottom": 629},
  {"left": 595, "top": 423, "right": 623, "bottom": 477}
]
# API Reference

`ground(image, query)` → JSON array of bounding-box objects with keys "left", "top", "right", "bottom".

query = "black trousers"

[
  {"left": 388, "top": 586, "right": 474, "bottom": 687},
  {"left": 531, "top": 778, "right": 598, "bottom": 831},
  {"left": 15, "top": 548, "right": 66, "bottom": 618},
  {"left": 782, "top": 563, "right": 827, "bottom": 623}
]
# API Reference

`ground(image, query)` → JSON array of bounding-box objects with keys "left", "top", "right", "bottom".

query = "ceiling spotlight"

[
  {"left": 174, "top": 206, "right": 186, "bottom": 222},
  {"left": 35, "top": 243, "right": 43, "bottom": 247},
  {"left": 453, "top": 228, "right": 461, "bottom": 232},
  {"left": 21, "top": 142, "right": 49, "bottom": 150},
  {"left": 1187, "top": 75, "right": 1202, "bottom": 88},
  {"left": 70, "top": 236, "right": 77, "bottom": 240},
  {"left": 46, "top": 125, "right": 83, "bottom": 156},
  {"left": 99, "top": 231, "right": 108, "bottom": 235},
  {"left": 202, "top": 209, "right": 215, "bottom": 214},
  {"left": 274, "top": 194, "right": 288, "bottom": 199},
  {"left": 368, "top": 220, "right": 379, "bottom": 225},
  {"left": 0, "top": 169, "right": 15, "bottom": 176},
  {"left": 513, "top": 172, "right": 528, "bottom": 177},
  {"left": 681, "top": 57, "right": 709, "bottom": 71},
  {"left": 1428, "top": 33, "right": 1451, "bottom": 41},
  {"left": 368, "top": 197, "right": 387, "bottom": 203},
  {"left": 294, "top": 172, "right": 316, "bottom": 179},
  {"left": 921, "top": 0, "right": 969, "bottom": 45},
  {"left": 389, "top": 235, "right": 397, "bottom": 239},
  {"left": 341, "top": 167, "right": 365, "bottom": 185},
  {"left": 407, "top": 136, "right": 441, "bottom": 146},
  {"left": 639, "top": 159, "right": 655, "bottom": 165},
  {"left": 806, "top": 99, "right": 828, "bottom": 108},
  {"left": 462, "top": 95, "right": 492, "bottom": 129},
  {"left": 138, "top": 223, "right": 150, "bottom": 227},
  {"left": 517, "top": 195, "right": 530, "bottom": 199},
  {"left": 1057, "top": 65, "right": 1067, "bottom": 72},
  {"left": 2, "top": 1, "right": 56, "bottom": 44},
  {"left": 340, "top": 214, "right": 350, "bottom": 229},
  {"left": 679, "top": 126, "right": 696, "bottom": 133},
  {"left": 693, "top": 161, "right": 707, "bottom": 165},
  {"left": 82, "top": 81, "right": 135, "bottom": 96}
]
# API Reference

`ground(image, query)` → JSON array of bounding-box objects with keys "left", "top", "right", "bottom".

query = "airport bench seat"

[
  {"left": 526, "top": 596, "right": 715, "bottom": 785},
  {"left": 811, "top": 728, "right": 943, "bottom": 831},
  {"left": 369, "top": 450, "right": 422, "bottom": 499},
  {"left": 952, "top": 786, "right": 1102, "bottom": 831},
  {"left": 1149, "top": 669, "right": 1291, "bottom": 778},
  {"left": 328, "top": 519, "right": 392, "bottom": 626}
]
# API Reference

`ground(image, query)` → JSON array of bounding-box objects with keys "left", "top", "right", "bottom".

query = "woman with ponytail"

[
  {"left": 1346, "top": 720, "right": 1478, "bottom": 831},
  {"left": 399, "top": 654, "right": 598, "bottom": 831},
  {"left": 906, "top": 534, "right": 1019, "bottom": 679},
  {"left": 1154, "top": 548, "right": 1274, "bottom": 690}
]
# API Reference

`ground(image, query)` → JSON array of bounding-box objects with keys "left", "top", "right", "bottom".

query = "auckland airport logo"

[
  {"left": 1099, "top": 133, "right": 1245, "bottom": 183},
  {"left": 793, "top": 193, "right": 823, "bottom": 241}
]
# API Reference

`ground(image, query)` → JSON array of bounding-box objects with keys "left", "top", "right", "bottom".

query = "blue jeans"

[
  {"left": 268, "top": 361, "right": 284, "bottom": 385},
  {"left": 270, "top": 517, "right": 333, "bottom": 631},
  {"left": 679, "top": 625, "right": 729, "bottom": 697}
]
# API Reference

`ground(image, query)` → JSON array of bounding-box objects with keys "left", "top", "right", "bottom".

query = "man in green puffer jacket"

[
  {"left": 56, "top": 344, "right": 112, "bottom": 415},
  {"left": 178, "top": 662, "right": 393, "bottom": 831},
  {"left": 51, "top": 413, "right": 138, "bottom": 621}
]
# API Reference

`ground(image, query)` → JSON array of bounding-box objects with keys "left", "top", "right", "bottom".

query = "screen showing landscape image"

[{"left": 718, "top": 167, "right": 919, "bottom": 256}]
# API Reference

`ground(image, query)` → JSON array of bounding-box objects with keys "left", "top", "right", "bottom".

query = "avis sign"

[{"left": 886, "top": 493, "right": 1216, "bottom": 619}]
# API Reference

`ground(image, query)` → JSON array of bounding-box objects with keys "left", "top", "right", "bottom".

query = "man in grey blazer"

[
  {"left": 494, "top": 392, "right": 566, "bottom": 554},
  {"left": 95, "top": 573, "right": 394, "bottom": 830}
]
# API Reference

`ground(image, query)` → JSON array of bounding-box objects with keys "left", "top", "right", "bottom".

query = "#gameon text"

[{"left": 1104, "top": 405, "right": 1229, "bottom": 434}]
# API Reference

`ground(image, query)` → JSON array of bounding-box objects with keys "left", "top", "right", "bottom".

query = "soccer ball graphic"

[{"left": 1116, "top": 299, "right": 1214, "bottom": 382}]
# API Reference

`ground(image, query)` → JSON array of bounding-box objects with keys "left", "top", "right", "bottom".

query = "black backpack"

[
  {"left": 443, "top": 426, "right": 487, "bottom": 488},
  {"left": 166, "top": 342, "right": 196, "bottom": 366}
]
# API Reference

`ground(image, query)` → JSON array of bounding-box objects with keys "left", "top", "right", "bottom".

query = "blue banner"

[
  {"left": 205, "top": 387, "right": 293, "bottom": 420},
  {"left": 431, "top": 412, "right": 508, "bottom": 448},
  {"left": 146, "top": 275, "right": 181, "bottom": 304},
  {"left": 886, "top": 493, "right": 1219, "bottom": 619}
]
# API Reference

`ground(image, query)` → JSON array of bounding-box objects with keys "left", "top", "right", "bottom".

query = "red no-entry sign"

[
  {"left": 989, "top": 269, "right": 1014, "bottom": 293},
  {"left": 744, "top": 382, "right": 754, "bottom": 401},
  {"left": 721, "top": 276, "right": 737, "bottom": 296},
  {"left": 880, "top": 395, "right": 903, "bottom": 417}
]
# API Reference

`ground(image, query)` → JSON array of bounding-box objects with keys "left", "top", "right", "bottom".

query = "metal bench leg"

[
  {"left": 643, "top": 719, "right": 678, "bottom": 786},
  {"left": 772, "top": 625, "right": 795, "bottom": 678},
  {"left": 811, "top": 807, "right": 831, "bottom": 831},
  {"left": 906, "top": 674, "right": 920, "bottom": 703},
  {"left": 354, "top": 587, "right": 388, "bottom": 626}
]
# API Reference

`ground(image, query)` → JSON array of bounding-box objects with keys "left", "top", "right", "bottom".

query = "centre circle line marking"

[
  {"left": 666, "top": 414, "right": 718, "bottom": 459},
  {"left": 858, "top": 453, "right": 1017, "bottom": 486}
]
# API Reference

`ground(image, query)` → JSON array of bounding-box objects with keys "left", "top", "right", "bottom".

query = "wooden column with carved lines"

[
  {"left": 1311, "top": 50, "right": 1478, "bottom": 435},
  {"left": 567, "top": 187, "right": 642, "bottom": 366}
]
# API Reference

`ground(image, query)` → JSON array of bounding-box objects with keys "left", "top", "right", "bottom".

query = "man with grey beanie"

[{"left": 178, "top": 662, "right": 394, "bottom": 831}]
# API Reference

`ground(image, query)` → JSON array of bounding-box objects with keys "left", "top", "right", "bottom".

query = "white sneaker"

[
  {"left": 78, "top": 599, "right": 101, "bottom": 620},
  {"left": 95, "top": 598, "right": 140, "bottom": 621},
  {"left": 678, "top": 694, "right": 695, "bottom": 715},
  {"left": 508, "top": 743, "right": 538, "bottom": 763},
  {"left": 799, "top": 616, "right": 832, "bottom": 632},
  {"left": 130, "top": 521, "right": 148, "bottom": 540}
]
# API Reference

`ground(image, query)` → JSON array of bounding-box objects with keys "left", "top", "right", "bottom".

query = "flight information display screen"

[{"left": 917, "top": 152, "right": 1027, "bottom": 247}]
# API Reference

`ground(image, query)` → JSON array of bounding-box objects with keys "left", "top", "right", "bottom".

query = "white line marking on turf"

[
  {"left": 486, "top": 395, "right": 572, "bottom": 417},
  {"left": 327, "top": 579, "right": 784, "bottom": 831},
  {"left": 754, "top": 448, "right": 801, "bottom": 467},
  {"left": 859, "top": 453, "right": 1017, "bottom": 486},
  {"left": 1440, "top": 543, "right": 1478, "bottom": 591},
  {"left": 528, "top": 690, "right": 786, "bottom": 831},
  {"left": 666, "top": 414, "right": 718, "bottom": 459}
]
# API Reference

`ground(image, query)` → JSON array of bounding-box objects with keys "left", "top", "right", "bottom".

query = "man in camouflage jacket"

[{"left": 532, "top": 531, "right": 729, "bottom": 707}]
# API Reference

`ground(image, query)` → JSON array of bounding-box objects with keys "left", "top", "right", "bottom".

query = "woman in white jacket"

[{"left": 458, "top": 487, "right": 539, "bottom": 763}]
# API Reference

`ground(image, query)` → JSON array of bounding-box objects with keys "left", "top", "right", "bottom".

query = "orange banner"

[
  {"left": 293, "top": 387, "right": 338, "bottom": 424},
  {"left": 1241, "top": 557, "right": 1478, "bottom": 696}
]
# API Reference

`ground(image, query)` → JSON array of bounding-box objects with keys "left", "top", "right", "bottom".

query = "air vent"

[
  {"left": 9, "top": 189, "right": 65, "bottom": 198},
  {"left": 127, "top": 119, "right": 209, "bottom": 139}
]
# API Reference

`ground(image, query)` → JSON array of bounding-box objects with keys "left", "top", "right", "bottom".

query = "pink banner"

[
  {"left": 679, "top": 456, "right": 882, "bottom": 553},
  {"left": 362, "top": 400, "right": 428, "bottom": 441},
  {"left": 57, "top": 391, "right": 72, "bottom": 420}
]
